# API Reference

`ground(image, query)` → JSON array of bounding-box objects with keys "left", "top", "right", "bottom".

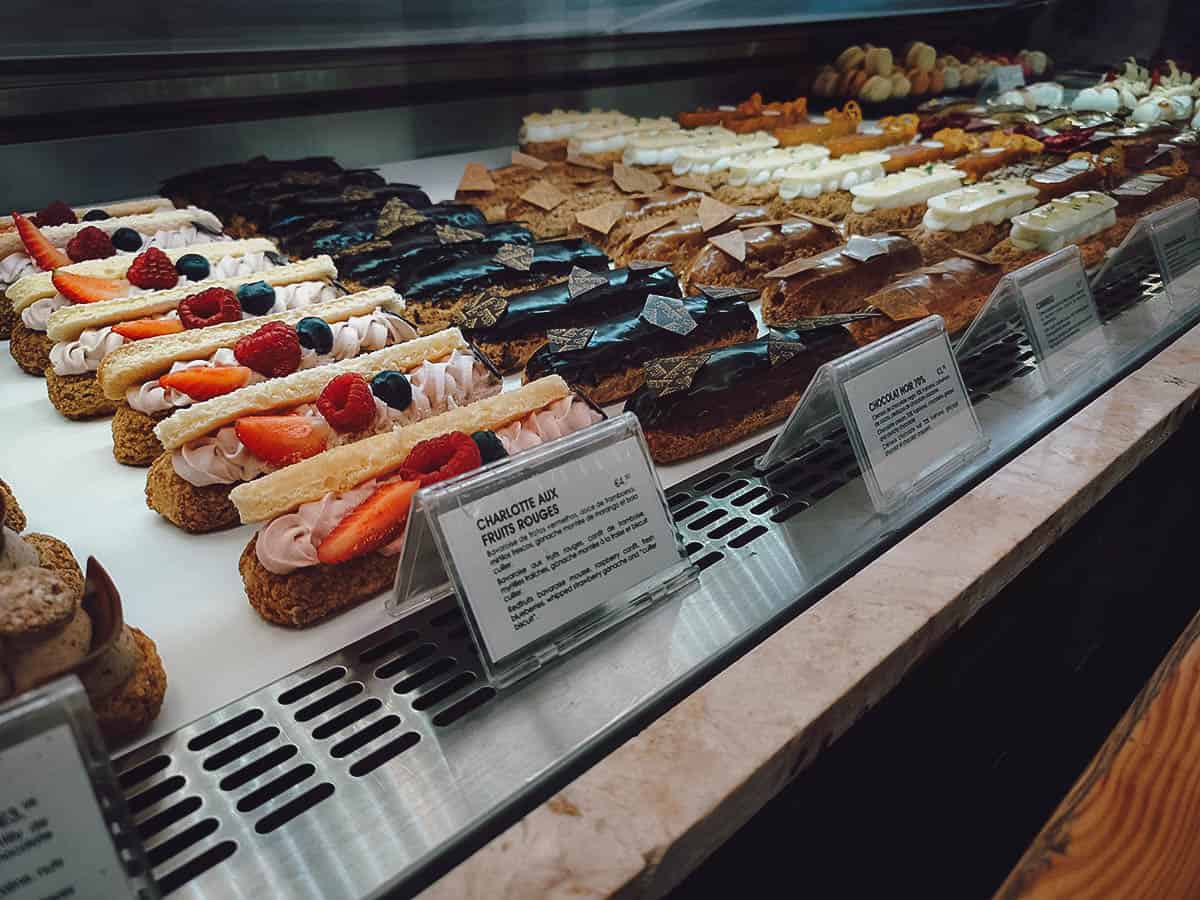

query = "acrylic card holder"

[
  {"left": 956, "top": 245, "right": 1109, "bottom": 390},
  {"left": 1147, "top": 198, "right": 1200, "bottom": 313},
  {"left": 389, "top": 413, "right": 696, "bottom": 688},
  {"left": 0, "top": 677, "right": 158, "bottom": 899},
  {"left": 758, "top": 316, "right": 987, "bottom": 515}
]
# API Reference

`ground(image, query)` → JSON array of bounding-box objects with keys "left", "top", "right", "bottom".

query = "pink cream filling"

[{"left": 255, "top": 396, "right": 603, "bottom": 574}]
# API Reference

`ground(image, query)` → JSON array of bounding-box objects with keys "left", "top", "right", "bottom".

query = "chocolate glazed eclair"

[
  {"left": 462, "top": 263, "right": 682, "bottom": 374},
  {"left": 524, "top": 286, "right": 759, "bottom": 403},
  {"left": 288, "top": 202, "right": 491, "bottom": 259},
  {"left": 399, "top": 238, "right": 610, "bottom": 333},
  {"left": 626, "top": 323, "right": 865, "bottom": 463}
]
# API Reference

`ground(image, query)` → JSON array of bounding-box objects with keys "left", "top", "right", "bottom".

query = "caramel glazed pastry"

[
  {"left": 761, "top": 233, "right": 924, "bottom": 325},
  {"left": 625, "top": 324, "right": 862, "bottom": 464},
  {"left": 457, "top": 263, "right": 683, "bottom": 373},
  {"left": 397, "top": 238, "right": 609, "bottom": 333},
  {"left": 0, "top": 491, "right": 165, "bottom": 743},
  {"left": 524, "top": 286, "right": 759, "bottom": 404}
]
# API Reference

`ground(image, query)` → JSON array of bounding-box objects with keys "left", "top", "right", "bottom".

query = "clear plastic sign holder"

[
  {"left": 1148, "top": 198, "right": 1200, "bottom": 314},
  {"left": 0, "top": 676, "right": 158, "bottom": 899},
  {"left": 1090, "top": 212, "right": 1158, "bottom": 296},
  {"left": 389, "top": 413, "right": 697, "bottom": 688},
  {"left": 956, "top": 246, "right": 1110, "bottom": 390},
  {"left": 757, "top": 316, "right": 988, "bottom": 516}
]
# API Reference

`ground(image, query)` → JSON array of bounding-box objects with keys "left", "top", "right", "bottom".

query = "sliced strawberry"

[
  {"left": 235, "top": 415, "right": 328, "bottom": 467},
  {"left": 158, "top": 366, "right": 251, "bottom": 401},
  {"left": 52, "top": 270, "right": 126, "bottom": 303},
  {"left": 112, "top": 318, "right": 186, "bottom": 340},
  {"left": 317, "top": 479, "right": 420, "bottom": 565},
  {"left": 12, "top": 212, "right": 70, "bottom": 270}
]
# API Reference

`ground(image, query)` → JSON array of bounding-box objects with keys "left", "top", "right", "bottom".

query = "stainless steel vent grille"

[{"left": 114, "top": 271, "right": 1168, "bottom": 898}]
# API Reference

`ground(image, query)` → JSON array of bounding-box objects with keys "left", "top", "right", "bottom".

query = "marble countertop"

[{"left": 419, "top": 320, "right": 1200, "bottom": 899}]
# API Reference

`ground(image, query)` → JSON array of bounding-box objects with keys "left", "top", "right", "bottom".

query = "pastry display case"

[{"left": 3, "top": 0, "right": 1200, "bottom": 896}]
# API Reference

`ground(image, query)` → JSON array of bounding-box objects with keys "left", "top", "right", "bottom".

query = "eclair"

[
  {"left": 43, "top": 256, "right": 339, "bottom": 420},
  {"left": 262, "top": 183, "right": 432, "bottom": 243},
  {"left": 231, "top": 376, "right": 604, "bottom": 626},
  {"left": 457, "top": 263, "right": 681, "bottom": 372},
  {"left": 773, "top": 151, "right": 891, "bottom": 220},
  {"left": 399, "top": 238, "right": 609, "bottom": 333},
  {"left": 906, "top": 178, "right": 1041, "bottom": 263},
  {"left": 100, "top": 287, "right": 417, "bottom": 466},
  {"left": 842, "top": 164, "right": 965, "bottom": 235},
  {"left": 147, "top": 328, "right": 499, "bottom": 533},
  {"left": 712, "top": 145, "right": 832, "bottom": 206},
  {"left": 953, "top": 133, "right": 1045, "bottom": 182},
  {"left": 0, "top": 207, "right": 226, "bottom": 339},
  {"left": 761, "top": 234, "right": 923, "bottom": 325},
  {"left": 524, "top": 288, "right": 759, "bottom": 404},
  {"left": 613, "top": 203, "right": 776, "bottom": 272},
  {"left": 518, "top": 110, "right": 632, "bottom": 160},
  {"left": 822, "top": 114, "right": 919, "bottom": 157},
  {"left": 989, "top": 191, "right": 1118, "bottom": 269},
  {"left": 0, "top": 196, "right": 173, "bottom": 233},
  {"left": 8, "top": 238, "right": 278, "bottom": 376},
  {"left": 845, "top": 254, "right": 1005, "bottom": 345},
  {"left": 330, "top": 220, "right": 528, "bottom": 289},
  {"left": 773, "top": 102, "right": 863, "bottom": 147},
  {"left": 283, "top": 200, "right": 487, "bottom": 259},
  {"left": 682, "top": 217, "right": 844, "bottom": 296},
  {"left": 625, "top": 325, "right": 860, "bottom": 463},
  {"left": 159, "top": 156, "right": 346, "bottom": 210}
]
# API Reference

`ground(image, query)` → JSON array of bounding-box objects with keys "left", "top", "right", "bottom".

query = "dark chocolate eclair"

[
  {"left": 266, "top": 185, "right": 432, "bottom": 237},
  {"left": 625, "top": 325, "right": 856, "bottom": 429},
  {"left": 402, "top": 239, "right": 609, "bottom": 303},
  {"left": 159, "top": 156, "right": 344, "bottom": 201},
  {"left": 334, "top": 223, "right": 533, "bottom": 286},
  {"left": 465, "top": 265, "right": 680, "bottom": 341},
  {"left": 229, "top": 170, "right": 388, "bottom": 228},
  {"left": 1110, "top": 170, "right": 1187, "bottom": 217},
  {"left": 525, "top": 291, "right": 757, "bottom": 400},
  {"left": 285, "top": 205, "right": 494, "bottom": 258}
]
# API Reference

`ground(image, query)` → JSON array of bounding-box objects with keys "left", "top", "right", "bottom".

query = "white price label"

[
  {"left": 842, "top": 336, "right": 979, "bottom": 504},
  {"left": 437, "top": 434, "right": 680, "bottom": 664},
  {"left": 1020, "top": 266, "right": 1098, "bottom": 357},
  {"left": 992, "top": 65, "right": 1026, "bottom": 93},
  {"left": 0, "top": 725, "right": 130, "bottom": 899},
  {"left": 1154, "top": 208, "right": 1200, "bottom": 281}
]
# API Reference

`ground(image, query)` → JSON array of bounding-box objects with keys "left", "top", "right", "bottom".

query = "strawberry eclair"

[
  {"left": 42, "top": 256, "right": 339, "bottom": 419},
  {"left": 231, "top": 375, "right": 604, "bottom": 626},
  {"left": 98, "top": 287, "right": 417, "bottom": 466},
  {"left": 147, "top": 328, "right": 501, "bottom": 533},
  {"left": 8, "top": 238, "right": 278, "bottom": 376}
]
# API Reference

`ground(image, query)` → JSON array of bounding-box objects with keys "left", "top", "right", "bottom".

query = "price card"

[
  {"left": 0, "top": 678, "right": 156, "bottom": 899},
  {"left": 839, "top": 321, "right": 984, "bottom": 511},
  {"left": 391, "top": 414, "right": 695, "bottom": 686},
  {"left": 760, "top": 317, "right": 986, "bottom": 514},
  {"left": 1149, "top": 199, "right": 1200, "bottom": 312},
  {"left": 1010, "top": 246, "right": 1107, "bottom": 386}
]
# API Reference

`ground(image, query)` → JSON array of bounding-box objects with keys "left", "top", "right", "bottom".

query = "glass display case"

[{"left": 2, "top": 0, "right": 1200, "bottom": 896}]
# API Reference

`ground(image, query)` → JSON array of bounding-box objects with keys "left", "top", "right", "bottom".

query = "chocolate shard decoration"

[
  {"left": 612, "top": 163, "right": 663, "bottom": 194},
  {"left": 696, "top": 284, "right": 760, "bottom": 301},
  {"left": 458, "top": 162, "right": 497, "bottom": 193},
  {"left": 641, "top": 293, "right": 698, "bottom": 335},
  {"left": 511, "top": 150, "right": 549, "bottom": 170},
  {"left": 566, "top": 152, "right": 609, "bottom": 172},
  {"left": 768, "top": 336, "right": 807, "bottom": 366},
  {"left": 644, "top": 353, "right": 708, "bottom": 396},
  {"left": 778, "top": 311, "right": 885, "bottom": 331},
  {"left": 952, "top": 249, "right": 1001, "bottom": 266},
  {"left": 794, "top": 213, "right": 840, "bottom": 232},
  {"left": 840, "top": 235, "right": 890, "bottom": 262},
  {"left": 520, "top": 180, "right": 569, "bottom": 211},
  {"left": 547, "top": 327, "right": 594, "bottom": 352},
  {"left": 494, "top": 243, "right": 534, "bottom": 271},
  {"left": 627, "top": 213, "right": 678, "bottom": 244},
  {"left": 575, "top": 201, "right": 627, "bottom": 235},
  {"left": 338, "top": 240, "right": 392, "bottom": 257},
  {"left": 668, "top": 174, "right": 713, "bottom": 194},
  {"left": 629, "top": 258, "right": 672, "bottom": 270},
  {"left": 766, "top": 255, "right": 826, "bottom": 279},
  {"left": 341, "top": 185, "right": 376, "bottom": 202},
  {"left": 457, "top": 294, "right": 509, "bottom": 329},
  {"left": 707, "top": 229, "right": 747, "bottom": 262},
  {"left": 377, "top": 198, "right": 428, "bottom": 237},
  {"left": 698, "top": 195, "right": 736, "bottom": 233},
  {"left": 568, "top": 266, "right": 608, "bottom": 298},
  {"left": 435, "top": 224, "right": 484, "bottom": 244}
]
